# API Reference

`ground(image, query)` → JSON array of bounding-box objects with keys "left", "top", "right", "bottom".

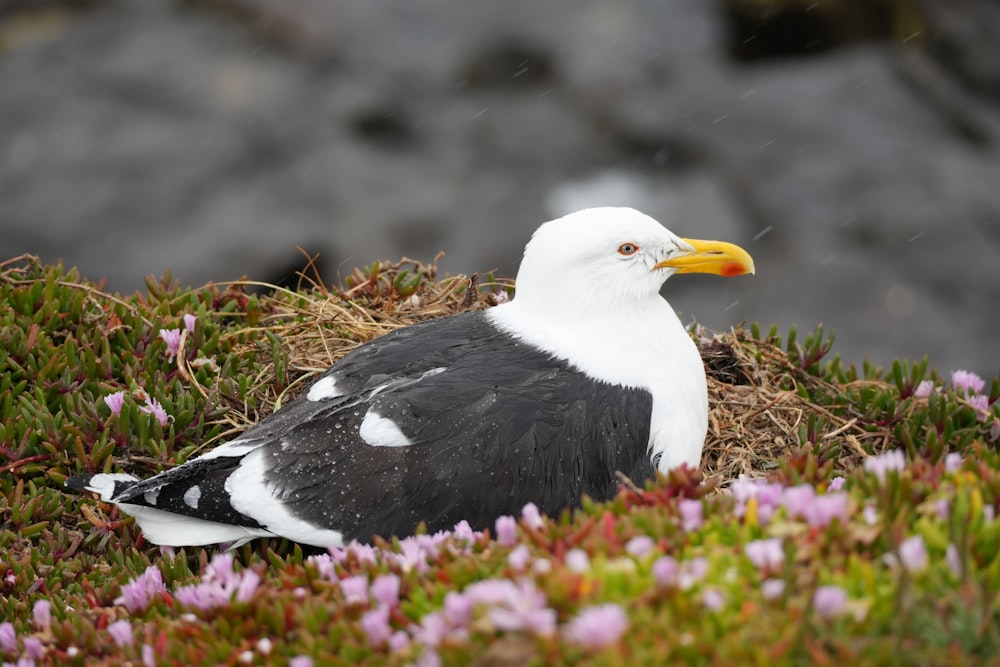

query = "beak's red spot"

[{"left": 721, "top": 262, "right": 747, "bottom": 278}]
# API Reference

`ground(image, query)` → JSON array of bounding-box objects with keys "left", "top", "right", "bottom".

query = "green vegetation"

[{"left": 1, "top": 254, "right": 998, "bottom": 666}]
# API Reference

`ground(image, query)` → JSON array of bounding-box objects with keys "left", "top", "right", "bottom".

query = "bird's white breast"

[{"left": 487, "top": 299, "right": 708, "bottom": 472}]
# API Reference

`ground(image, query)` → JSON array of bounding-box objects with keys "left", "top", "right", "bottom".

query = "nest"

[{"left": 221, "top": 259, "right": 893, "bottom": 484}]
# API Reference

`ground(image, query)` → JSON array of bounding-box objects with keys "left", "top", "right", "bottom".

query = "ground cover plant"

[{"left": 1, "top": 253, "right": 999, "bottom": 666}]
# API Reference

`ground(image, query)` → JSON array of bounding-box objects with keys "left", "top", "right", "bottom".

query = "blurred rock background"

[{"left": 2, "top": 0, "right": 998, "bottom": 375}]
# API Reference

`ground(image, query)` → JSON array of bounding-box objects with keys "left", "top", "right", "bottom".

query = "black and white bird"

[{"left": 67, "top": 207, "right": 754, "bottom": 548}]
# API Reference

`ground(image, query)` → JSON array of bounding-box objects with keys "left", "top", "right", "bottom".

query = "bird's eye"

[{"left": 617, "top": 242, "right": 639, "bottom": 256}]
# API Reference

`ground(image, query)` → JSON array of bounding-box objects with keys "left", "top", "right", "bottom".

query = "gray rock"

[{"left": 1, "top": 0, "right": 998, "bottom": 377}]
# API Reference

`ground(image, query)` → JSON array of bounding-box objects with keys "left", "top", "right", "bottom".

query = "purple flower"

[
  {"left": 183, "top": 314, "right": 197, "bottom": 334},
  {"left": 206, "top": 553, "right": 236, "bottom": 585},
  {"left": 728, "top": 478, "right": 784, "bottom": 525},
  {"left": 236, "top": 569, "right": 260, "bottom": 602},
  {"left": 936, "top": 498, "right": 950, "bottom": 521},
  {"left": 745, "top": 538, "right": 784, "bottom": 571},
  {"left": 797, "top": 493, "right": 849, "bottom": 528},
  {"left": 969, "top": 394, "right": 991, "bottom": 422},
  {"left": 116, "top": 565, "right": 167, "bottom": 614},
  {"left": 563, "top": 604, "right": 629, "bottom": 649},
  {"left": 0, "top": 622, "right": 17, "bottom": 654},
  {"left": 140, "top": 396, "right": 172, "bottom": 427},
  {"left": 495, "top": 515, "right": 517, "bottom": 546},
  {"left": 828, "top": 476, "right": 845, "bottom": 492},
  {"left": 159, "top": 328, "right": 182, "bottom": 362},
  {"left": 946, "top": 544, "right": 961, "bottom": 577},
  {"left": 32, "top": 599, "right": 51, "bottom": 631},
  {"left": 679, "top": 557, "right": 709, "bottom": 590},
  {"left": 289, "top": 657, "right": 314, "bottom": 667},
  {"left": 104, "top": 391, "right": 126, "bottom": 417},
  {"left": 413, "top": 612, "right": 451, "bottom": 647},
  {"left": 565, "top": 549, "right": 590, "bottom": 573},
  {"left": 444, "top": 591, "right": 474, "bottom": 626},
  {"left": 864, "top": 450, "right": 906, "bottom": 481},
  {"left": 361, "top": 606, "right": 393, "bottom": 646},
  {"left": 107, "top": 619, "right": 134, "bottom": 647},
  {"left": 451, "top": 520, "right": 479, "bottom": 545},
  {"left": 701, "top": 588, "right": 726, "bottom": 611},
  {"left": 914, "top": 380, "right": 935, "bottom": 399},
  {"left": 339, "top": 575, "right": 369, "bottom": 604},
  {"left": 652, "top": 555, "right": 679, "bottom": 588},
  {"left": 944, "top": 452, "right": 963, "bottom": 473},
  {"left": 813, "top": 586, "right": 848, "bottom": 619},
  {"left": 142, "top": 644, "right": 155, "bottom": 667},
  {"left": 463, "top": 579, "right": 556, "bottom": 637},
  {"left": 761, "top": 579, "right": 785, "bottom": 600},
  {"left": 507, "top": 544, "right": 531, "bottom": 570},
  {"left": 951, "top": 370, "right": 985, "bottom": 396},
  {"left": 371, "top": 574, "right": 400, "bottom": 608},
  {"left": 23, "top": 636, "right": 43, "bottom": 659},
  {"left": 625, "top": 535, "right": 655, "bottom": 558},
  {"left": 899, "top": 535, "right": 928, "bottom": 573},
  {"left": 388, "top": 631, "right": 410, "bottom": 653},
  {"left": 521, "top": 503, "right": 544, "bottom": 530},
  {"left": 678, "top": 499, "right": 703, "bottom": 531}
]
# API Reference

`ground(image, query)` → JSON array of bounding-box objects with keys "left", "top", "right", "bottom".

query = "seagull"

[{"left": 67, "top": 207, "right": 754, "bottom": 548}]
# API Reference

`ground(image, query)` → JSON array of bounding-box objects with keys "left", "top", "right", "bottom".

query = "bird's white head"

[{"left": 511, "top": 207, "right": 755, "bottom": 315}]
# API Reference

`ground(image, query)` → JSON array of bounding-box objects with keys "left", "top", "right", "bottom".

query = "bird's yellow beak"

[{"left": 654, "top": 239, "right": 756, "bottom": 277}]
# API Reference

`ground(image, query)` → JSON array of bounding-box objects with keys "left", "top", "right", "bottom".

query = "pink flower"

[
  {"left": 652, "top": 556, "right": 678, "bottom": 587},
  {"left": 899, "top": 535, "right": 928, "bottom": 573},
  {"left": 946, "top": 544, "right": 961, "bottom": 577},
  {"left": 521, "top": 503, "right": 544, "bottom": 530},
  {"left": 813, "top": 586, "right": 848, "bottom": 619},
  {"left": 289, "top": 657, "right": 314, "bottom": 667},
  {"left": 761, "top": 579, "right": 785, "bottom": 600},
  {"left": 23, "top": 635, "right": 43, "bottom": 659},
  {"left": 507, "top": 544, "right": 531, "bottom": 570},
  {"left": 236, "top": 570, "right": 260, "bottom": 602},
  {"left": 183, "top": 314, "right": 197, "bottom": 334},
  {"left": 565, "top": 549, "right": 590, "bottom": 572},
  {"left": 443, "top": 591, "right": 474, "bottom": 626},
  {"left": 462, "top": 579, "right": 557, "bottom": 637},
  {"left": 104, "top": 391, "right": 126, "bottom": 417},
  {"left": 339, "top": 575, "right": 369, "bottom": 604},
  {"left": 625, "top": 535, "right": 655, "bottom": 558},
  {"left": 913, "top": 380, "right": 935, "bottom": 399},
  {"left": 797, "top": 493, "right": 849, "bottom": 528},
  {"left": 495, "top": 515, "right": 517, "bottom": 546},
  {"left": 142, "top": 644, "right": 155, "bottom": 667},
  {"left": 563, "top": 604, "right": 629, "bottom": 649},
  {"left": 159, "top": 328, "right": 182, "bottom": 362},
  {"left": 371, "top": 574, "right": 400, "bottom": 608},
  {"left": 828, "top": 476, "right": 845, "bottom": 492},
  {"left": 389, "top": 631, "right": 410, "bottom": 653},
  {"left": 33, "top": 599, "right": 51, "bottom": 631},
  {"left": 679, "top": 557, "right": 709, "bottom": 590},
  {"left": 116, "top": 565, "right": 167, "bottom": 614},
  {"left": 0, "top": 622, "right": 17, "bottom": 654},
  {"left": 107, "top": 619, "right": 134, "bottom": 647},
  {"left": 951, "top": 370, "right": 985, "bottom": 396},
  {"left": 678, "top": 499, "right": 703, "bottom": 531},
  {"left": 140, "top": 396, "right": 172, "bottom": 427},
  {"left": 361, "top": 606, "right": 392, "bottom": 646},
  {"left": 944, "top": 452, "right": 963, "bottom": 473},
  {"left": 745, "top": 538, "right": 784, "bottom": 571},
  {"left": 969, "top": 394, "right": 991, "bottom": 422},
  {"left": 701, "top": 588, "right": 726, "bottom": 611},
  {"left": 864, "top": 450, "right": 906, "bottom": 481},
  {"left": 936, "top": 498, "right": 950, "bottom": 521}
]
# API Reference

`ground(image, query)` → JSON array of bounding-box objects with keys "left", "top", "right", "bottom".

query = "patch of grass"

[{"left": 1, "top": 254, "right": 998, "bottom": 666}]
